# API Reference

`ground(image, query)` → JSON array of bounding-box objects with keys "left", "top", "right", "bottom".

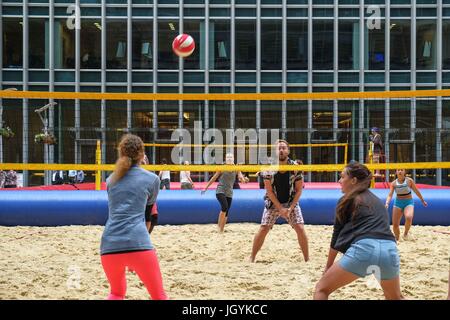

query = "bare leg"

[
  {"left": 403, "top": 205, "right": 414, "bottom": 238},
  {"left": 392, "top": 207, "right": 403, "bottom": 241},
  {"left": 250, "top": 225, "right": 271, "bottom": 263},
  {"left": 293, "top": 224, "right": 309, "bottom": 262},
  {"left": 314, "top": 262, "right": 359, "bottom": 300},
  {"left": 146, "top": 222, "right": 151, "bottom": 232},
  {"left": 218, "top": 211, "right": 227, "bottom": 233},
  {"left": 380, "top": 277, "right": 405, "bottom": 300}
]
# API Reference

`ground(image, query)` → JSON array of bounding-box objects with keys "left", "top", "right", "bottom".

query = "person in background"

[
  {"left": 142, "top": 154, "right": 159, "bottom": 233},
  {"left": 369, "top": 127, "right": 383, "bottom": 177},
  {"left": 77, "top": 170, "right": 85, "bottom": 184},
  {"left": 158, "top": 158, "right": 171, "bottom": 190},
  {"left": 202, "top": 153, "right": 247, "bottom": 233},
  {"left": 0, "top": 170, "right": 6, "bottom": 188},
  {"left": 3, "top": 170, "right": 17, "bottom": 188},
  {"left": 52, "top": 170, "right": 64, "bottom": 185},
  {"left": 180, "top": 161, "right": 195, "bottom": 190},
  {"left": 385, "top": 169, "right": 428, "bottom": 241},
  {"left": 68, "top": 170, "right": 77, "bottom": 184}
]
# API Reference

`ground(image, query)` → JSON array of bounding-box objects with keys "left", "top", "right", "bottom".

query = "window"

[
  {"left": 2, "top": 18, "right": 23, "bottom": 68},
  {"left": 132, "top": 21, "right": 153, "bottom": 69},
  {"left": 235, "top": 20, "right": 256, "bottom": 70},
  {"left": 29, "top": 19, "right": 49, "bottom": 69},
  {"left": 80, "top": 20, "right": 101, "bottom": 69},
  {"left": 313, "top": 20, "right": 333, "bottom": 70},
  {"left": 210, "top": 20, "right": 230, "bottom": 70},
  {"left": 287, "top": 20, "right": 308, "bottom": 70},
  {"left": 55, "top": 19, "right": 75, "bottom": 69},
  {"left": 365, "top": 20, "right": 385, "bottom": 70},
  {"left": 338, "top": 20, "right": 359, "bottom": 70},
  {"left": 390, "top": 20, "right": 411, "bottom": 70},
  {"left": 416, "top": 20, "right": 437, "bottom": 70},
  {"left": 106, "top": 21, "right": 127, "bottom": 69},
  {"left": 261, "top": 20, "right": 282, "bottom": 70},
  {"left": 158, "top": 21, "right": 179, "bottom": 70}
]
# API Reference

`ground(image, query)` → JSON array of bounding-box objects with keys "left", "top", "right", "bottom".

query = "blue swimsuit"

[{"left": 393, "top": 178, "right": 414, "bottom": 211}]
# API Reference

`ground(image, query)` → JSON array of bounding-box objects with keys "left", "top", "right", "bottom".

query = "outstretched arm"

[
  {"left": 385, "top": 182, "right": 395, "bottom": 208},
  {"left": 238, "top": 171, "right": 247, "bottom": 183},
  {"left": 202, "top": 172, "right": 221, "bottom": 193},
  {"left": 409, "top": 179, "right": 427, "bottom": 207}
]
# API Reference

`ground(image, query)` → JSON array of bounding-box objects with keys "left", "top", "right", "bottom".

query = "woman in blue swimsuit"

[{"left": 385, "top": 169, "right": 428, "bottom": 241}]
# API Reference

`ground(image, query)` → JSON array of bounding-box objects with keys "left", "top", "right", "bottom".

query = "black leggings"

[{"left": 216, "top": 193, "right": 232, "bottom": 217}]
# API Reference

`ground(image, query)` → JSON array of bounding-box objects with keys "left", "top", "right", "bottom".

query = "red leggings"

[{"left": 101, "top": 250, "right": 168, "bottom": 300}]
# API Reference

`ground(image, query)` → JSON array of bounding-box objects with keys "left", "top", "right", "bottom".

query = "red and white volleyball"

[{"left": 172, "top": 34, "right": 195, "bottom": 58}]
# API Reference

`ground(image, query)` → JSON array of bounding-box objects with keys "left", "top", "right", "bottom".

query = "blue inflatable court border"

[{"left": 0, "top": 189, "right": 449, "bottom": 227}]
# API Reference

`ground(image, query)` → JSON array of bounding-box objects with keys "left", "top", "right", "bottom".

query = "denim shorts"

[
  {"left": 339, "top": 238, "right": 400, "bottom": 281},
  {"left": 394, "top": 198, "right": 414, "bottom": 211}
]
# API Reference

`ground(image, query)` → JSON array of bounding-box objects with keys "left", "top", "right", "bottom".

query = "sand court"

[{"left": 0, "top": 224, "right": 448, "bottom": 300}]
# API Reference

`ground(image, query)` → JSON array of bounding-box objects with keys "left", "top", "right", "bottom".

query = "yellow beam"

[
  {"left": 1, "top": 162, "right": 450, "bottom": 172},
  {"left": 143, "top": 143, "right": 349, "bottom": 148},
  {"left": 1, "top": 89, "right": 450, "bottom": 101}
]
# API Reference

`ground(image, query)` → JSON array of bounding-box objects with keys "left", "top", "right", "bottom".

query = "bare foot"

[{"left": 249, "top": 256, "right": 256, "bottom": 263}]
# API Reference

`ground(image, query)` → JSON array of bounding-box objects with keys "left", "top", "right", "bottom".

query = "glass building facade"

[{"left": 1, "top": 0, "right": 450, "bottom": 186}]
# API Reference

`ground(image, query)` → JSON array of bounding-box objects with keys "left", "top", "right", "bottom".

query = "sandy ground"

[{"left": 0, "top": 224, "right": 449, "bottom": 300}]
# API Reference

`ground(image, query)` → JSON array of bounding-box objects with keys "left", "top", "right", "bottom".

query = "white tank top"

[
  {"left": 160, "top": 170, "right": 170, "bottom": 180},
  {"left": 180, "top": 171, "right": 190, "bottom": 183},
  {"left": 394, "top": 178, "right": 411, "bottom": 196}
]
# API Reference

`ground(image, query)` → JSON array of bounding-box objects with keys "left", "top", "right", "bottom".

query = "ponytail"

[
  {"left": 110, "top": 156, "right": 132, "bottom": 185},
  {"left": 109, "top": 134, "right": 145, "bottom": 185}
]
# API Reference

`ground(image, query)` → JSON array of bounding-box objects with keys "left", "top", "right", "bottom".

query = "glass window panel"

[
  {"left": 416, "top": 20, "right": 437, "bottom": 70},
  {"left": 29, "top": 19, "right": 50, "bottom": 68},
  {"left": 2, "top": 18, "right": 23, "bottom": 68},
  {"left": 158, "top": 21, "right": 179, "bottom": 70},
  {"left": 132, "top": 21, "right": 153, "bottom": 69},
  {"left": 106, "top": 21, "right": 127, "bottom": 69},
  {"left": 210, "top": 20, "right": 231, "bottom": 70},
  {"left": 183, "top": 20, "right": 206, "bottom": 70},
  {"left": 80, "top": 20, "right": 102, "bottom": 69},
  {"left": 287, "top": 20, "right": 308, "bottom": 70},
  {"left": 365, "top": 20, "right": 385, "bottom": 70},
  {"left": 235, "top": 20, "right": 256, "bottom": 70},
  {"left": 313, "top": 20, "right": 334, "bottom": 70},
  {"left": 54, "top": 19, "right": 75, "bottom": 69},
  {"left": 338, "top": 21, "right": 360, "bottom": 70}
]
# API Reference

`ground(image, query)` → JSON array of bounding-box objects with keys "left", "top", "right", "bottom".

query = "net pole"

[{"left": 95, "top": 140, "right": 101, "bottom": 191}]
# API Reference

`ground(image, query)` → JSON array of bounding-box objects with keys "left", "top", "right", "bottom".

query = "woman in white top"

[
  {"left": 385, "top": 169, "right": 427, "bottom": 241},
  {"left": 158, "top": 158, "right": 171, "bottom": 190},
  {"left": 180, "top": 161, "right": 195, "bottom": 189}
]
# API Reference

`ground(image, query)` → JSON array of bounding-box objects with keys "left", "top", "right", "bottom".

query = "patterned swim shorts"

[{"left": 261, "top": 203, "right": 304, "bottom": 227}]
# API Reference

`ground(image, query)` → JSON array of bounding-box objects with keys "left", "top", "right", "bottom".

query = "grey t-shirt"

[
  {"left": 216, "top": 171, "right": 237, "bottom": 198},
  {"left": 100, "top": 166, "right": 160, "bottom": 255}
]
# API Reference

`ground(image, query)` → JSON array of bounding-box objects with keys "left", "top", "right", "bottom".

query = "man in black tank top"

[{"left": 250, "top": 139, "right": 309, "bottom": 263}]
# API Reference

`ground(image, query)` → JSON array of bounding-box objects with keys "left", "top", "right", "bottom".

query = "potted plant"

[
  {"left": 34, "top": 132, "right": 57, "bottom": 145},
  {"left": 0, "top": 123, "right": 14, "bottom": 139}
]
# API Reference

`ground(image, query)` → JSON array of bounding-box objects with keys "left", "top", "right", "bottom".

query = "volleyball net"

[{"left": 0, "top": 89, "right": 449, "bottom": 188}]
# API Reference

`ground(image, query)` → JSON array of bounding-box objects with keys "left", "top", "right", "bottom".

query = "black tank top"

[{"left": 273, "top": 172, "right": 290, "bottom": 204}]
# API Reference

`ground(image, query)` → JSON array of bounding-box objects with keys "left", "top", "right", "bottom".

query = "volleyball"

[{"left": 172, "top": 34, "right": 195, "bottom": 58}]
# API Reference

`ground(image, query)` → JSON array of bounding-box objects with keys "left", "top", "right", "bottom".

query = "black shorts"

[{"left": 216, "top": 193, "right": 232, "bottom": 216}]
